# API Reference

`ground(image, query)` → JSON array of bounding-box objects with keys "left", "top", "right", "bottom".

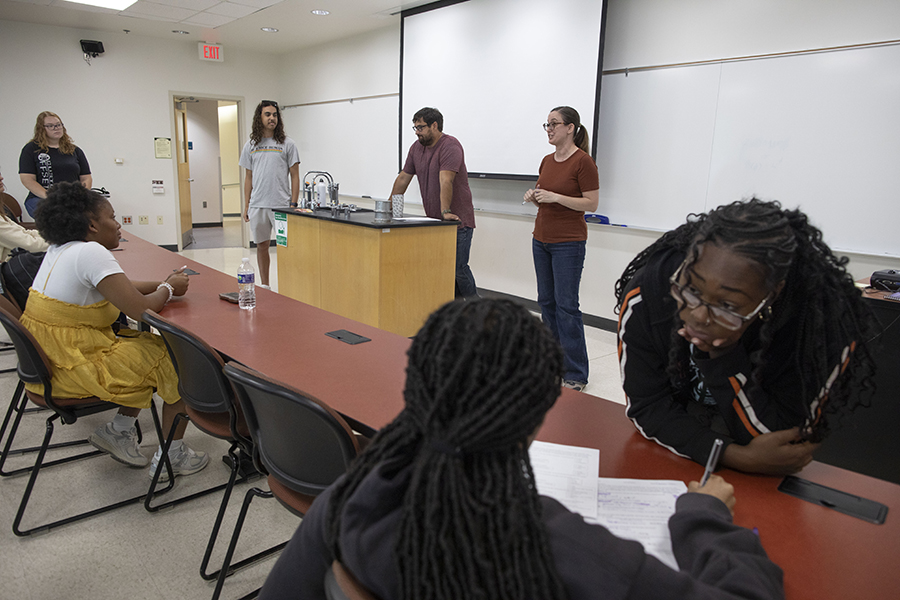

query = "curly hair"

[
  {"left": 615, "top": 198, "right": 878, "bottom": 441},
  {"left": 327, "top": 298, "right": 567, "bottom": 600},
  {"left": 32, "top": 111, "right": 77, "bottom": 154},
  {"left": 551, "top": 106, "right": 590, "bottom": 154},
  {"left": 250, "top": 101, "right": 285, "bottom": 144},
  {"left": 34, "top": 182, "right": 106, "bottom": 246}
]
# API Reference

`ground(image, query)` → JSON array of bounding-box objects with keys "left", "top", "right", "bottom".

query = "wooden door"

[{"left": 174, "top": 104, "right": 193, "bottom": 248}]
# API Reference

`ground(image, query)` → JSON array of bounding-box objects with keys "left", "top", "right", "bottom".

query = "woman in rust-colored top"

[{"left": 524, "top": 106, "right": 599, "bottom": 391}]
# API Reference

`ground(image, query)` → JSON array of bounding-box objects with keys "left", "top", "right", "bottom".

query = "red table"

[
  {"left": 117, "top": 234, "right": 900, "bottom": 600},
  {"left": 539, "top": 390, "right": 900, "bottom": 600}
]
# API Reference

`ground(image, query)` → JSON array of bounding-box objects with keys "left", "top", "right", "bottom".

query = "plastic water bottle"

[{"left": 237, "top": 258, "right": 256, "bottom": 310}]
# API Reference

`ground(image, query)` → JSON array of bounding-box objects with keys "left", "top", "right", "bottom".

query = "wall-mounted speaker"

[{"left": 80, "top": 40, "right": 105, "bottom": 56}]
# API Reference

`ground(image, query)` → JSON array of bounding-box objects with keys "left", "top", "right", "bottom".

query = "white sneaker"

[
  {"left": 89, "top": 424, "right": 149, "bottom": 468},
  {"left": 258, "top": 284, "right": 271, "bottom": 290},
  {"left": 562, "top": 380, "right": 587, "bottom": 393},
  {"left": 149, "top": 444, "right": 210, "bottom": 482}
]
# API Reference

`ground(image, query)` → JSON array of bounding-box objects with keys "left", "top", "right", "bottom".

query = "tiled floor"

[{"left": 0, "top": 237, "right": 626, "bottom": 600}]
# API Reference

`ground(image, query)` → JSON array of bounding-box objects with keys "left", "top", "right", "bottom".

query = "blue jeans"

[
  {"left": 455, "top": 226, "right": 477, "bottom": 298},
  {"left": 532, "top": 238, "right": 588, "bottom": 383},
  {"left": 24, "top": 193, "right": 41, "bottom": 219}
]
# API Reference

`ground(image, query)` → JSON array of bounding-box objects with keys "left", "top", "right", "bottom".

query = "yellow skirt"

[{"left": 21, "top": 291, "right": 180, "bottom": 409}]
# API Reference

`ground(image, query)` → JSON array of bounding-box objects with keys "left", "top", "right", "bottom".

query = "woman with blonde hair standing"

[
  {"left": 18, "top": 111, "right": 92, "bottom": 218},
  {"left": 524, "top": 106, "right": 599, "bottom": 392}
]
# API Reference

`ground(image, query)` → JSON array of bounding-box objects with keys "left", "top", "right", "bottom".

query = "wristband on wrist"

[
  {"left": 441, "top": 208, "right": 451, "bottom": 216},
  {"left": 157, "top": 281, "right": 174, "bottom": 305}
]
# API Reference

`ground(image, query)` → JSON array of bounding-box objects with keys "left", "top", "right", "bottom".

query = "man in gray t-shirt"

[{"left": 239, "top": 100, "right": 300, "bottom": 287}]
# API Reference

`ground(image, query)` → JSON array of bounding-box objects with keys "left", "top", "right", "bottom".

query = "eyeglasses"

[
  {"left": 412, "top": 124, "right": 429, "bottom": 132},
  {"left": 668, "top": 261, "right": 771, "bottom": 330},
  {"left": 542, "top": 121, "right": 565, "bottom": 131},
  {"left": 44, "top": 123, "right": 64, "bottom": 130}
]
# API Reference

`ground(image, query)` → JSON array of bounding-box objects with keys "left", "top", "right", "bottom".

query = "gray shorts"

[{"left": 248, "top": 207, "right": 276, "bottom": 245}]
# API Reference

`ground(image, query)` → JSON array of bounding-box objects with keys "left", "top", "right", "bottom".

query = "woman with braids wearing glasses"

[
  {"left": 523, "top": 106, "right": 599, "bottom": 392},
  {"left": 18, "top": 111, "right": 92, "bottom": 218},
  {"left": 616, "top": 199, "right": 878, "bottom": 476},
  {"left": 259, "top": 298, "right": 784, "bottom": 600}
]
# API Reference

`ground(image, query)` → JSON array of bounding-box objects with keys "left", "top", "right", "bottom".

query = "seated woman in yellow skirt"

[{"left": 23, "top": 182, "right": 208, "bottom": 479}]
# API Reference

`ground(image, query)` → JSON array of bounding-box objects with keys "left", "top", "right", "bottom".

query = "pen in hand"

[{"left": 699, "top": 438, "right": 724, "bottom": 487}]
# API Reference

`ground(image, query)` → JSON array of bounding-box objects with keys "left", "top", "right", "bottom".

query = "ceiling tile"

[
  {"left": 205, "top": 1, "right": 256, "bottom": 19},
  {"left": 228, "top": 0, "right": 281, "bottom": 9},
  {"left": 181, "top": 11, "right": 233, "bottom": 27},
  {"left": 149, "top": 0, "right": 218, "bottom": 10}
]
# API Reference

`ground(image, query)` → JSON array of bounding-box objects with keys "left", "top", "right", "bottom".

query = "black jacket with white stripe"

[{"left": 616, "top": 248, "right": 850, "bottom": 465}]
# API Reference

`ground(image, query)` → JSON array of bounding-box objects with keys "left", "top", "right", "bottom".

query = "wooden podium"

[{"left": 276, "top": 209, "right": 458, "bottom": 337}]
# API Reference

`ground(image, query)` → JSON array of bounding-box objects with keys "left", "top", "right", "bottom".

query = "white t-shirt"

[{"left": 31, "top": 241, "right": 124, "bottom": 306}]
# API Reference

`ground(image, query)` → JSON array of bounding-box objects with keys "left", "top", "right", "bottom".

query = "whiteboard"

[
  {"left": 284, "top": 94, "right": 400, "bottom": 199},
  {"left": 597, "top": 43, "right": 900, "bottom": 257}
]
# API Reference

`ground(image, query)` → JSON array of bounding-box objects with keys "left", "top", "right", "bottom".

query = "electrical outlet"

[
  {"left": 139, "top": 215, "right": 149, "bottom": 225},
  {"left": 122, "top": 216, "right": 133, "bottom": 225},
  {"left": 157, "top": 216, "right": 164, "bottom": 225},
  {"left": 202, "top": 201, "right": 207, "bottom": 208}
]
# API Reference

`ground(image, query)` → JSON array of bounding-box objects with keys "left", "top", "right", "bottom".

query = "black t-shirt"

[{"left": 18, "top": 141, "right": 91, "bottom": 190}]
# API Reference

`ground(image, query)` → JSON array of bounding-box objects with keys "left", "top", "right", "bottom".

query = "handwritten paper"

[
  {"left": 529, "top": 441, "right": 688, "bottom": 571},
  {"left": 529, "top": 440, "right": 600, "bottom": 520},
  {"left": 585, "top": 478, "right": 687, "bottom": 570}
]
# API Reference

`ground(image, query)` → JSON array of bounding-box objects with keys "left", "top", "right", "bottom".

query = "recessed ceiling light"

[
  {"left": 172, "top": 30, "right": 190, "bottom": 35},
  {"left": 311, "top": 9, "right": 329, "bottom": 16},
  {"left": 261, "top": 27, "right": 278, "bottom": 33}
]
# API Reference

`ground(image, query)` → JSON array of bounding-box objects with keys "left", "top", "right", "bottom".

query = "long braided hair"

[
  {"left": 615, "top": 198, "right": 878, "bottom": 441},
  {"left": 327, "top": 298, "right": 567, "bottom": 600}
]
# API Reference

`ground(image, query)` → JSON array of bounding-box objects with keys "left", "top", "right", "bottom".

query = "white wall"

[
  {"left": 0, "top": 20, "right": 279, "bottom": 246},
  {"left": 279, "top": 26, "right": 400, "bottom": 105},
  {"left": 185, "top": 99, "right": 222, "bottom": 224}
]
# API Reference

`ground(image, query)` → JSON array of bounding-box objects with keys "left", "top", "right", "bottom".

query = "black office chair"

[
  {"left": 0, "top": 300, "right": 172, "bottom": 536},
  {"left": 216, "top": 361, "right": 366, "bottom": 600},
  {"left": 0, "top": 293, "right": 111, "bottom": 478},
  {"left": 325, "top": 561, "right": 381, "bottom": 600},
  {"left": 141, "top": 309, "right": 260, "bottom": 581},
  {"left": 0, "top": 267, "right": 20, "bottom": 375},
  {"left": 0, "top": 192, "right": 34, "bottom": 229}
]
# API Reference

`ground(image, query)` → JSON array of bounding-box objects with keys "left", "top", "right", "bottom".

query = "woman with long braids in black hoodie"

[{"left": 260, "top": 298, "right": 784, "bottom": 600}]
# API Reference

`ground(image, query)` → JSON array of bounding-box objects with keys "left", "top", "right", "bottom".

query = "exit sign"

[{"left": 198, "top": 43, "right": 224, "bottom": 62}]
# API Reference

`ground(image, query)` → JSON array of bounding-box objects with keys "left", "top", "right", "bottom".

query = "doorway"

[{"left": 171, "top": 95, "right": 246, "bottom": 250}]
